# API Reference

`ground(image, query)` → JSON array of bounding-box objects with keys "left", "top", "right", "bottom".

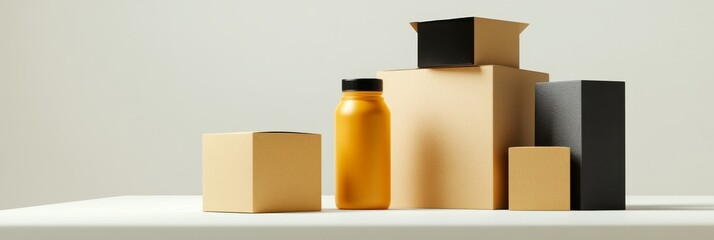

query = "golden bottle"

[{"left": 335, "top": 78, "right": 390, "bottom": 210}]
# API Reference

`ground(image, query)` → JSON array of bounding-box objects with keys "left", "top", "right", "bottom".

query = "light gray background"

[{"left": 1, "top": 0, "right": 712, "bottom": 209}]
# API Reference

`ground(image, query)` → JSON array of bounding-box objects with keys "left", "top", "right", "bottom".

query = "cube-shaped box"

[
  {"left": 411, "top": 17, "right": 528, "bottom": 68},
  {"left": 378, "top": 65, "right": 548, "bottom": 209},
  {"left": 535, "top": 80, "right": 625, "bottom": 210},
  {"left": 509, "top": 147, "right": 570, "bottom": 211},
  {"left": 202, "top": 131, "right": 321, "bottom": 213}
]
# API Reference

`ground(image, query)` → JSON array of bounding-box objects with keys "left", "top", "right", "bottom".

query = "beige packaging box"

[
  {"left": 509, "top": 147, "right": 570, "bottom": 211},
  {"left": 378, "top": 65, "right": 548, "bottom": 209},
  {"left": 202, "top": 131, "right": 321, "bottom": 213}
]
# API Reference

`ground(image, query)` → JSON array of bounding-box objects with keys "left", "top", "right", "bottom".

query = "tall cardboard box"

[
  {"left": 202, "top": 131, "right": 321, "bottom": 213},
  {"left": 378, "top": 65, "right": 548, "bottom": 209}
]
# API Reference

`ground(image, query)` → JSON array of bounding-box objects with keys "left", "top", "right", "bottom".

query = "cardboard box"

[
  {"left": 378, "top": 65, "right": 548, "bottom": 209},
  {"left": 202, "top": 131, "right": 321, "bottom": 213},
  {"left": 411, "top": 17, "right": 528, "bottom": 68},
  {"left": 535, "top": 80, "right": 625, "bottom": 210},
  {"left": 509, "top": 147, "right": 570, "bottom": 211}
]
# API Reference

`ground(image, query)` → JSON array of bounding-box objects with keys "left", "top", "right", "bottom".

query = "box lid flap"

[
  {"left": 253, "top": 131, "right": 319, "bottom": 135},
  {"left": 409, "top": 16, "right": 528, "bottom": 33},
  {"left": 203, "top": 131, "right": 320, "bottom": 136}
]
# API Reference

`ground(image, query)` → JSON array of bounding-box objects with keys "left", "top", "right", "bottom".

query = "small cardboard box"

[
  {"left": 411, "top": 17, "right": 528, "bottom": 68},
  {"left": 202, "top": 131, "right": 321, "bottom": 213},
  {"left": 509, "top": 147, "right": 570, "bottom": 211},
  {"left": 378, "top": 65, "right": 548, "bottom": 209},
  {"left": 535, "top": 80, "right": 626, "bottom": 210}
]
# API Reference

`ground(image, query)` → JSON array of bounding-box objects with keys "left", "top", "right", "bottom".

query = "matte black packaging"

[{"left": 535, "top": 80, "right": 625, "bottom": 210}]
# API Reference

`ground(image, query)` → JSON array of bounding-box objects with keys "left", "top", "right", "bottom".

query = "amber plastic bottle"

[{"left": 335, "top": 78, "right": 390, "bottom": 210}]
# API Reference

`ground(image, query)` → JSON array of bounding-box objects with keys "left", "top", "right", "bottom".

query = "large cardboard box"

[
  {"left": 535, "top": 80, "right": 625, "bottom": 210},
  {"left": 202, "top": 131, "right": 321, "bottom": 213},
  {"left": 509, "top": 146, "right": 570, "bottom": 211},
  {"left": 378, "top": 65, "right": 548, "bottom": 209},
  {"left": 411, "top": 17, "right": 528, "bottom": 68}
]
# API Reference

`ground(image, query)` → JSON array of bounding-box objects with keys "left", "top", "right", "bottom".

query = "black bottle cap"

[{"left": 342, "top": 78, "right": 383, "bottom": 92}]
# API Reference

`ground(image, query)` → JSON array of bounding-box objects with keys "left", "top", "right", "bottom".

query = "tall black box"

[
  {"left": 411, "top": 17, "right": 527, "bottom": 68},
  {"left": 535, "top": 80, "right": 625, "bottom": 210}
]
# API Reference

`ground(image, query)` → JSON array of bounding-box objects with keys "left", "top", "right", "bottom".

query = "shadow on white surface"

[{"left": 627, "top": 204, "right": 714, "bottom": 211}]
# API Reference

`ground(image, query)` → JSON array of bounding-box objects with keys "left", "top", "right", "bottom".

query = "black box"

[
  {"left": 535, "top": 80, "right": 625, "bottom": 210},
  {"left": 411, "top": 17, "right": 528, "bottom": 68}
]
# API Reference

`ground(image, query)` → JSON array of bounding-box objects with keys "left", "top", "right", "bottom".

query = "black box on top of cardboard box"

[{"left": 412, "top": 17, "right": 528, "bottom": 68}]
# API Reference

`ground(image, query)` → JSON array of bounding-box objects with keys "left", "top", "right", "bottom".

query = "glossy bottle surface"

[{"left": 335, "top": 91, "right": 390, "bottom": 209}]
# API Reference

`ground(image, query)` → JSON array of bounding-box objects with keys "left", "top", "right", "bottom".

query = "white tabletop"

[{"left": 1, "top": 195, "right": 713, "bottom": 240}]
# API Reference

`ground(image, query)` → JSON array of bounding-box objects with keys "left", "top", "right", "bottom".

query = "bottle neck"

[{"left": 341, "top": 91, "right": 383, "bottom": 100}]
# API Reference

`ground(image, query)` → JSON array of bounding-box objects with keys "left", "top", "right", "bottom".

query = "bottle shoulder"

[{"left": 336, "top": 99, "right": 390, "bottom": 116}]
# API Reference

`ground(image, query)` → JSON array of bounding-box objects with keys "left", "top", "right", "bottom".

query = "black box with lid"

[{"left": 411, "top": 17, "right": 528, "bottom": 68}]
